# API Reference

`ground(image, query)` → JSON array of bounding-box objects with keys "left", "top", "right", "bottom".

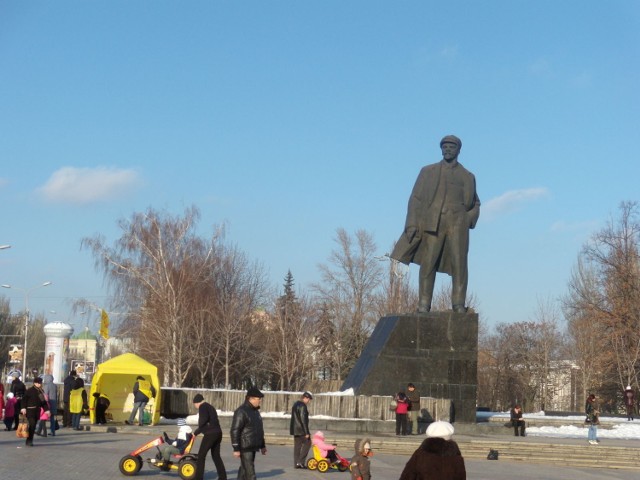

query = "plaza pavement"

[{"left": 0, "top": 422, "right": 637, "bottom": 480}]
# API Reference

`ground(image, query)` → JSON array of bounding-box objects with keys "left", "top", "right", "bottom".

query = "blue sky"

[{"left": 1, "top": 1, "right": 639, "bottom": 336}]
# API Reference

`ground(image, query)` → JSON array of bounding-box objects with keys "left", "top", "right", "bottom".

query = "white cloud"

[
  {"left": 439, "top": 45, "right": 458, "bottom": 60},
  {"left": 528, "top": 57, "right": 552, "bottom": 77},
  {"left": 37, "top": 166, "right": 141, "bottom": 205},
  {"left": 483, "top": 187, "right": 550, "bottom": 220},
  {"left": 550, "top": 219, "right": 599, "bottom": 233}
]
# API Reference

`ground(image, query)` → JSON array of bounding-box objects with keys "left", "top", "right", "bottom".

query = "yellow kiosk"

[{"left": 89, "top": 353, "right": 161, "bottom": 425}]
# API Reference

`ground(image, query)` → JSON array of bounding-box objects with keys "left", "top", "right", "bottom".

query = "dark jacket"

[
  {"left": 11, "top": 378, "right": 26, "bottom": 400},
  {"left": 132, "top": 379, "right": 156, "bottom": 403},
  {"left": 290, "top": 400, "right": 310, "bottom": 436},
  {"left": 510, "top": 407, "right": 524, "bottom": 425},
  {"left": 350, "top": 438, "right": 371, "bottom": 480},
  {"left": 194, "top": 401, "right": 222, "bottom": 436},
  {"left": 63, "top": 374, "right": 76, "bottom": 402},
  {"left": 399, "top": 437, "right": 466, "bottom": 480},
  {"left": 21, "top": 385, "right": 49, "bottom": 416},
  {"left": 407, "top": 388, "right": 420, "bottom": 412},
  {"left": 230, "top": 400, "right": 265, "bottom": 453}
]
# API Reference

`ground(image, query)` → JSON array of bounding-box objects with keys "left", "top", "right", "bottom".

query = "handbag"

[{"left": 16, "top": 415, "right": 29, "bottom": 439}]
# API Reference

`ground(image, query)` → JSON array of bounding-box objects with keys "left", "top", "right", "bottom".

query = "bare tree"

[
  {"left": 372, "top": 253, "right": 418, "bottom": 317},
  {"left": 205, "top": 243, "right": 269, "bottom": 389},
  {"left": 565, "top": 201, "right": 640, "bottom": 402},
  {"left": 263, "top": 271, "right": 315, "bottom": 390},
  {"left": 312, "top": 228, "right": 384, "bottom": 381},
  {"left": 83, "top": 206, "right": 227, "bottom": 387}
]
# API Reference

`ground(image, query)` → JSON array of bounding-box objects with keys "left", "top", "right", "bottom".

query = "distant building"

[{"left": 69, "top": 329, "right": 98, "bottom": 383}]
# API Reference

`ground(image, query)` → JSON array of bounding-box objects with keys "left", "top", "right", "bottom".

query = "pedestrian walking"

[
  {"left": 20, "top": 377, "right": 50, "bottom": 447},
  {"left": 42, "top": 374, "right": 58, "bottom": 435},
  {"left": 349, "top": 438, "right": 373, "bottom": 480},
  {"left": 230, "top": 387, "right": 267, "bottom": 480},
  {"left": 192, "top": 393, "right": 227, "bottom": 480},
  {"left": 586, "top": 393, "right": 600, "bottom": 445},
  {"left": 10, "top": 374, "right": 26, "bottom": 430},
  {"left": 4, "top": 392, "right": 17, "bottom": 431},
  {"left": 290, "top": 391, "right": 313, "bottom": 468}
]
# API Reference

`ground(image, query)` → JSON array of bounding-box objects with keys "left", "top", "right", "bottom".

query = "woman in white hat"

[{"left": 398, "top": 421, "right": 466, "bottom": 480}]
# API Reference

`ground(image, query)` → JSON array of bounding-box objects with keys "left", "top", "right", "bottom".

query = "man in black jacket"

[
  {"left": 20, "top": 377, "right": 50, "bottom": 446},
  {"left": 290, "top": 391, "right": 313, "bottom": 468},
  {"left": 10, "top": 374, "right": 26, "bottom": 430},
  {"left": 192, "top": 393, "right": 226, "bottom": 480},
  {"left": 62, "top": 370, "right": 77, "bottom": 428},
  {"left": 230, "top": 387, "right": 266, "bottom": 480}
]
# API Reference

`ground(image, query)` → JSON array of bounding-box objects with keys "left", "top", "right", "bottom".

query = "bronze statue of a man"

[{"left": 390, "top": 135, "right": 480, "bottom": 313}]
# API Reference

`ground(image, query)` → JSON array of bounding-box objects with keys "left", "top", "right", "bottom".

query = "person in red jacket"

[{"left": 395, "top": 392, "right": 410, "bottom": 436}]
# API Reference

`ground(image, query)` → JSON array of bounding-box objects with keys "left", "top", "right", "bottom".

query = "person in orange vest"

[{"left": 125, "top": 375, "right": 156, "bottom": 426}]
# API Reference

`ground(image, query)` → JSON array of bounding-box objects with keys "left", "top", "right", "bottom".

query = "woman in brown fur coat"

[{"left": 398, "top": 421, "right": 466, "bottom": 480}]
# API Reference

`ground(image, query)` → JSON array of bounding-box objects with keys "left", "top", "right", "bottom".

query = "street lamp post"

[{"left": 1, "top": 281, "right": 52, "bottom": 380}]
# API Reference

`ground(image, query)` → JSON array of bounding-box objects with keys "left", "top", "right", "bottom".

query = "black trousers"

[
  {"left": 96, "top": 404, "right": 108, "bottom": 424},
  {"left": 513, "top": 419, "right": 526, "bottom": 436},
  {"left": 26, "top": 412, "right": 38, "bottom": 444},
  {"left": 195, "top": 431, "right": 226, "bottom": 480},
  {"left": 293, "top": 435, "right": 311, "bottom": 466},
  {"left": 396, "top": 413, "right": 408, "bottom": 435},
  {"left": 63, "top": 399, "right": 72, "bottom": 427},
  {"left": 238, "top": 451, "right": 257, "bottom": 480}
]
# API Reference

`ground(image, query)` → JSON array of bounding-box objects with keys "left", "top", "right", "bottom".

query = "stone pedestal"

[{"left": 340, "top": 312, "right": 478, "bottom": 423}]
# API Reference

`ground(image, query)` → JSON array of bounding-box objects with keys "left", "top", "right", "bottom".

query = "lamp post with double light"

[{"left": 1, "top": 281, "right": 52, "bottom": 380}]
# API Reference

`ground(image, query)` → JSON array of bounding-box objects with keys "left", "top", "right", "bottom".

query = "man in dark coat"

[
  {"left": 399, "top": 421, "right": 466, "bottom": 480},
  {"left": 407, "top": 383, "right": 421, "bottom": 435},
  {"left": 290, "top": 391, "right": 313, "bottom": 468},
  {"left": 20, "top": 377, "right": 50, "bottom": 447},
  {"left": 62, "top": 369, "right": 77, "bottom": 428},
  {"left": 192, "top": 393, "right": 227, "bottom": 480},
  {"left": 230, "top": 387, "right": 267, "bottom": 480},
  {"left": 510, "top": 404, "right": 526, "bottom": 437},
  {"left": 391, "top": 135, "right": 480, "bottom": 313},
  {"left": 10, "top": 374, "right": 26, "bottom": 430}
]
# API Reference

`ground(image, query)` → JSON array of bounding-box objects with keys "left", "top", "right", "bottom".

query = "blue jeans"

[
  {"left": 48, "top": 400, "right": 57, "bottom": 435},
  {"left": 128, "top": 401, "right": 147, "bottom": 424},
  {"left": 72, "top": 412, "right": 82, "bottom": 429},
  {"left": 588, "top": 424, "right": 598, "bottom": 441}
]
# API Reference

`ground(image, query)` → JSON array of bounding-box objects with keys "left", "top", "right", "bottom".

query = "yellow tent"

[{"left": 89, "top": 353, "right": 161, "bottom": 425}]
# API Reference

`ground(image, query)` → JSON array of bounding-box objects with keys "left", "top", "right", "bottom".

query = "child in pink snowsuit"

[{"left": 312, "top": 430, "right": 338, "bottom": 463}]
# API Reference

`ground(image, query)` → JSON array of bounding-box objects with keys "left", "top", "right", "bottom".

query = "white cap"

[
  {"left": 626, "top": 385, "right": 632, "bottom": 390},
  {"left": 426, "top": 421, "right": 455, "bottom": 440}
]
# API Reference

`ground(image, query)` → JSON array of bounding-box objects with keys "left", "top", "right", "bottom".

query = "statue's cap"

[{"left": 440, "top": 135, "right": 462, "bottom": 148}]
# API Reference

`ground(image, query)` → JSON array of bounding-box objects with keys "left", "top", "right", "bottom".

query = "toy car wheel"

[
  {"left": 306, "top": 458, "right": 318, "bottom": 470},
  {"left": 317, "top": 459, "right": 329, "bottom": 473},
  {"left": 119, "top": 455, "right": 142, "bottom": 476},
  {"left": 338, "top": 463, "right": 349, "bottom": 472},
  {"left": 178, "top": 459, "right": 197, "bottom": 480}
]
